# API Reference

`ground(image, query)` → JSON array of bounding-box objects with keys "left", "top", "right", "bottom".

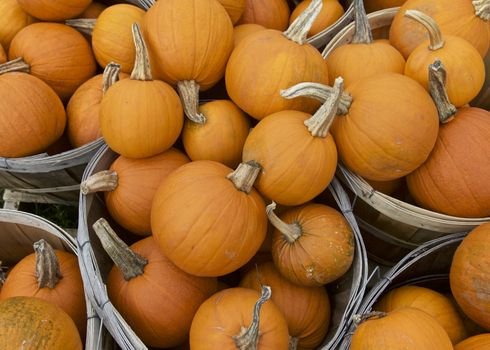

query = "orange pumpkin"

[
  {"left": 0, "top": 0, "right": 35, "bottom": 51},
  {"left": 450, "top": 223, "right": 490, "bottom": 331},
  {"left": 365, "top": 0, "right": 406, "bottom": 12},
  {"left": 18, "top": 0, "right": 91, "bottom": 21},
  {"left": 219, "top": 0, "right": 246, "bottom": 24},
  {"left": 290, "top": 0, "right": 345, "bottom": 37},
  {"left": 455, "top": 334, "right": 490, "bottom": 350},
  {"left": 151, "top": 160, "right": 267, "bottom": 277},
  {"left": 233, "top": 23, "right": 266, "bottom": 48},
  {"left": 237, "top": 0, "right": 290, "bottom": 30},
  {"left": 190, "top": 286, "right": 289, "bottom": 349},
  {"left": 0, "top": 44, "right": 5, "bottom": 63},
  {"left": 366, "top": 177, "right": 404, "bottom": 196},
  {"left": 78, "top": 1, "right": 106, "bottom": 18},
  {"left": 100, "top": 24, "right": 183, "bottom": 159},
  {"left": 240, "top": 262, "right": 330, "bottom": 349}
]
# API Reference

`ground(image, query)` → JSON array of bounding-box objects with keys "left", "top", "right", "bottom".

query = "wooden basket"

[
  {"left": 0, "top": 208, "right": 114, "bottom": 350},
  {"left": 78, "top": 144, "right": 369, "bottom": 350}
]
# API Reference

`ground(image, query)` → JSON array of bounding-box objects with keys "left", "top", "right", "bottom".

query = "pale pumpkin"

[
  {"left": 18, "top": 0, "right": 91, "bottom": 21},
  {"left": 237, "top": 0, "right": 290, "bottom": 30},
  {"left": 0, "top": 0, "right": 35, "bottom": 51},
  {"left": 290, "top": 0, "right": 344, "bottom": 37},
  {"left": 455, "top": 334, "right": 490, "bottom": 350},
  {"left": 365, "top": 0, "right": 406, "bottom": 13},
  {"left": 233, "top": 23, "right": 266, "bottom": 48},
  {"left": 219, "top": 0, "right": 246, "bottom": 24}
]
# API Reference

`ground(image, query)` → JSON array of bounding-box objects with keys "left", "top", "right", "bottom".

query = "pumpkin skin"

[
  {"left": 365, "top": 0, "right": 406, "bottom": 12},
  {"left": 455, "top": 334, "right": 490, "bottom": 350},
  {"left": 374, "top": 285, "right": 467, "bottom": 344},
  {"left": 366, "top": 177, "right": 404, "bottom": 196},
  {"left": 237, "top": 0, "right": 290, "bottom": 30},
  {"left": 290, "top": 0, "right": 345, "bottom": 37},
  {"left": 389, "top": 0, "right": 490, "bottom": 58},
  {"left": 0, "top": 45, "right": 5, "bottom": 63},
  {"left": 219, "top": 0, "right": 246, "bottom": 24},
  {"left": 190, "top": 287, "right": 289, "bottom": 349},
  {"left": 92, "top": 4, "right": 145, "bottom": 73},
  {"left": 0, "top": 0, "right": 34, "bottom": 51},
  {"left": 18, "top": 0, "right": 91, "bottom": 21},
  {"left": 240, "top": 262, "right": 330, "bottom": 349},
  {"left": 9, "top": 23, "right": 97, "bottom": 101},
  {"left": 331, "top": 73, "right": 439, "bottom": 181},
  {"left": 450, "top": 223, "right": 490, "bottom": 331},
  {"left": 0, "top": 296, "right": 82, "bottom": 350},
  {"left": 233, "top": 23, "right": 266, "bottom": 48},
  {"left": 0, "top": 73, "right": 66, "bottom": 158},
  {"left": 151, "top": 160, "right": 267, "bottom": 277},
  {"left": 406, "top": 108, "right": 490, "bottom": 218},
  {"left": 79, "top": 1, "right": 106, "bottom": 18}
]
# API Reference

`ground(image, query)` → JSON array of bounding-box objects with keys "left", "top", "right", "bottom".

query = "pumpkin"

[
  {"left": 226, "top": 0, "right": 329, "bottom": 120},
  {"left": 374, "top": 285, "right": 467, "bottom": 344},
  {"left": 143, "top": 0, "right": 233, "bottom": 123},
  {"left": 0, "top": 44, "right": 5, "bottom": 63},
  {"left": 78, "top": 1, "right": 106, "bottom": 18},
  {"left": 219, "top": 0, "right": 246, "bottom": 24},
  {"left": 151, "top": 160, "right": 267, "bottom": 277},
  {"left": 182, "top": 100, "right": 250, "bottom": 168},
  {"left": 325, "top": 0, "right": 405, "bottom": 87},
  {"left": 290, "top": 0, "right": 344, "bottom": 37},
  {"left": 406, "top": 60, "right": 490, "bottom": 218},
  {"left": 365, "top": 0, "right": 406, "bottom": 13},
  {"left": 389, "top": 0, "right": 490, "bottom": 58},
  {"left": 0, "top": 0, "right": 35, "bottom": 51},
  {"left": 403, "top": 10, "right": 484, "bottom": 107},
  {"left": 240, "top": 262, "right": 330, "bottom": 349},
  {"left": 0, "top": 296, "right": 82, "bottom": 350},
  {"left": 0, "top": 72, "right": 65, "bottom": 158},
  {"left": 242, "top": 78, "right": 341, "bottom": 205},
  {"left": 350, "top": 308, "right": 453, "bottom": 349},
  {"left": 233, "top": 23, "right": 266, "bottom": 48},
  {"left": 67, "top": 63, "right": 126, "bottom": 148},
  {"left": 455, "top": 334, "right": 490, "bottom": 350},
  {"left": 0, "top": 240, "right": 86, "bottom": 336},
  {"left": 366, "top": 177, "right": 404, "bottom": 196},
  {"left": 190, "top": 286, "right": 289, "bottom": 349},
  {"left": 5, "top": 23, "right": 96, "bottom": 101},
  {"left": 237, "top": 0, "right": 290, "bottom": 30},
  {"left": 100, "top": 24, "right": 183, "bottom": 159},
  {"left": 450, "top": 222, "right": 490, "bottom": 330},
  {"left": 93, "top": 219, "right": 217, "bottom": 348},
  {"left": 18, "top": 0, "right": 91, "bottom": 21},
  {"left": 81, "top": 148, "right": 189, "bottom": 235}
]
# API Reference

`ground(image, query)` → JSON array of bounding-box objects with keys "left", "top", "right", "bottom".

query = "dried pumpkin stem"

[
  {"left": 266, "top": 202, "right": 302, "bottom": 243},
  {"left": 130, "top": 23, "right": 152, "bottom": 81},
  {"left": 93, "top": 218, "right": 148, "bottom": 281},
  {"left": 284, "top": 0, "right": 323, "bottom": 45},
  {"left": 404, "top": 10, "right": 444, "bottom": 50},
  {"left": 289, "top": 336, "right": 299, "bottom": 350},
  {"left": 34, "top": 239, "right": 62, "bottom": 289},
  {"left": 428, "top": 60, "right": 457, "bottom": 123},
  {"left": 352, "top": 0, "right": 373, "bottom": 44},
  {"left": 232, "top": 285, "right": 272, "bottom": 350},
  {"left": 227, "top": 161, "right": 262, "bottom": 194},
  {"left": 65, "top": 18, "right": 96, "bottom": 36},
  {"left": 473, "top": 0, "right": 490, "bottom": 21},
  {"left": 177, "top": 80, "right": 207, "bottom": 124},
  {"left": 0, "top": 57, "right": 30, "bottom": 75},
  {"left": 352, "top": 311, "right": 387, "bottom": 327},
  {"left": 80, "top": 170, "right": 118, "bottom": 195},
  {"left": 102, "top": 62, "right": 121, "bottom": 95}
]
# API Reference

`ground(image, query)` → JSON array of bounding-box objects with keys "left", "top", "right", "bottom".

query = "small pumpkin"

[
  {"left": 94, "top": 219, "right": 217, "bottom": 348},
  {"left": 190, "top": 286, "right": 289, "bottom": 349},
  {"left": 233, "top": 23, "right": 266, "bottom": 48},
  {"left": 455, "top": 334, "right": 490, "bottom": 350},
  {"left": 78, "top": 1, "right": 106, "bottom": 18},
  {"left": 219, "top": 0, "right": 246, "bottom": 24},
  {"left": 237, "top": 0, "right": 290, "bottom": 30},
  {"left": 0, "top": 0, "right": 34, "bottom": 51},
  {"left": 290, "top": 0, "right": 344, "bottom": 37},
  {"left": 18, "top": 0, "right": 91, "bottom": 21},
  {"left": 365, "top": 0, "right": 406, "bottom": 13}
]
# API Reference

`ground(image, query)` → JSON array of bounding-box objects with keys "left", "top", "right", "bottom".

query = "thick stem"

[
  {"left": 80, "top": 170, "right": 118, "bottom": 195},
  {"left": 352, "top": 0, "right": 373, "bottom": 44},
  {"left": 177, "top": 80, "right": 206, "bottom": 124},
  {"left": 34, "top": 239, "right": 62, "bottom": 289},
  {"left": 266, "top": 202, "right": 302, "bottom": 244},
  {"left": 473, "top": 0, "right": 490, "bottom": 21},
  {"left": 428, "top": 60, "right": 457, "bottom": 123},
  {"left": 130, "top": 23, "right": 152, "bottom": 81},
  {"left": 283, "top": 0, "right": 323, "bottom": 45},
  {"left": 65, "top": 18, "right": 96, "bottom": 36},
  {"left": 93, "top": 218, "right": 148, "bottom": 281},
  {"left": 226, "top": 161, "right": 262, "bottom": 194},
  {"left": 304, "top": 77, "right": 344, "bottom": 137},
  {"left": 0, "top": 57, "right": 30, "bottom": 75},
  {"left": 404, "top": 10, "right": 444, "bottom": 50},
  {"left": 280, "top": 82, "right": 352, "bottom": 115},
  {"left": 232, "top": 285, "right": 272, "bottom": 350},
  {"left": 102, "top": 62, "right": 121, "bottom": 95},
  {"left": 289, "top": 336, "right": 299, "bottom": 350},
  {"left": 352, "top": 311, "right": 387, "bottom": 327}
]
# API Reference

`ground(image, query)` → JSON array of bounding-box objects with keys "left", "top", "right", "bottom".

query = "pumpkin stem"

[
  {"left": 304, "top": 77, "right": 344, "bottom": 137},
  {"left": 280, "top": 82, "right": 352, "bottom": 115},
  {"left": 34, "top": 239, "right": 63, "bottom": 289},
  {"left": 0, "top": 57, "right": 30, "bottom": 75},
  {"left": 232, "top": 285, "right": 272, "bottom": 350},
  {"left": 283, "top": 0, "right": 323, "bottom": 45},
  {"left": 352, "top": 0, "right": 373, "bottom": 44},
  {"left": 289, "top": 336, "right": 299, "bottom": 350},
  {"left": 65, "top": 18, "right": 96, "bottom": 36},
  {"left": 177, "top": 80, "right": 207, "bottom": 124},
  {"left": 352, "top": 311, "right": 388, "bottom": 327},
  {"left": 80, "top": 170, "right": 118, "bottom": 195},
  {"left": 226, "top": 161, "right": 262, "bottom": 194},
  {"left": 266, "top": 202, "right": 302, "bottom": 243},
  {"left": 0, "top": 261, "right": 7, "bottom": 287},
  {"left": 102, "top": 62, "right": 121, "bottom": 95},
  {"left": 404, "top": 10, "right": 444, "bottom": 50},
  {"left": 93, "top": 218, "right": 148, "bottom": 281},
  {"left": 428, "top": 60, "right": 457, "bottom": 123},
  {"left": 473, "top": 0, "right": 490, "bottom": 21},
  {"left": 130, "top": 23, "right": 152, "bottom": 81}
]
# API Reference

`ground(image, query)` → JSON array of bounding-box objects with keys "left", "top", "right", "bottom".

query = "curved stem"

[
  {"left": 289, "top": 336, "right": 299, "bottom": 350},
  {"left": 304, "top": 77, "right": 344, "bottom": 137},
  {"left": 0, "top": 57, "right": 30, "bottom": 75},
  {"left": 34, "top": 239, "right": 62, "bottom": 289},
  {"left": 130, "top": 23, "right": 152, "bottom": 81},
  {"left": 283, "top": 0, "right": 323, "bottom": 45},
  {"left": 473, "top": 0, "right": 490, "bottom": 21},
  {"left": 177, "top": 80, "right": 206, "bottom": 124},
  {"left": 232, "top": 285, "right": 272, "bottom": 350},
  {"left": 65, "top": 18, "right": 96, "bottom": 36},
  {"left": 93, "top": 218, "right": 148, "bottom": 281},
  {"left": 404, "top": 10, "right": 444, "bottom": 50},
  {"left": 266, "top": 202, "right": 302, "bottom": 243},
  {"left": 352, "top": 311, "right": 387, "bottom": 327},
  {"left": 80, "top": 170, "right": 118, "bottom": 195},
  {"left": 352, "top": 0, "right": 373, "bottom": 44},
  {"left": 102, "top": 62, "right": 121, "bottom": 95},
  {"left": 428, "top": 60, "right": 457, "bottom": 123},
  {"left": 226, "top": 161, "right": 262, "bottom": 194}
]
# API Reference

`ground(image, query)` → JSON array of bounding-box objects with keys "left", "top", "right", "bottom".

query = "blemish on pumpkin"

[{"left": 225, "top": 250, "right": 237, "bottom": 260}]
